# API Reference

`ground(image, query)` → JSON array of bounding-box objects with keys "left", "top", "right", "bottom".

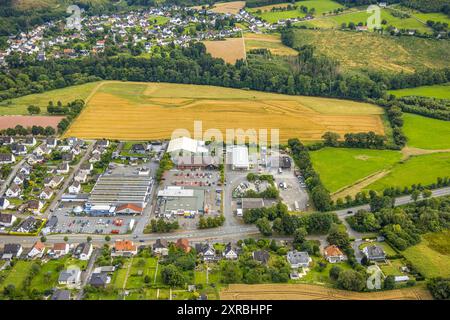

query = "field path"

[
  {"left": 401, "top": 146, "right": 450, "bottom": 160},
  {"left": 331, "top": 170, "right": 390, "bottom": 200}
]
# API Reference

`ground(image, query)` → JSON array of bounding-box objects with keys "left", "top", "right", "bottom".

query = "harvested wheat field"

[
  {"left": 0, "top": 115, "right": 64, "bottom": 129},
  {"left": 63, "top": 81, "right": 386, "bottom": 142},
  {"left": 244, "top": 33, "right": 298, "bottom": 56},
  {"left": 210, "top": 1, "right": 246, "bottom": 14},
  {"left": 220, "top": 284, "right": 433, "bottom": 300},
  {"left": 203, "top": 38, "right": 246, "bottom": 64}
]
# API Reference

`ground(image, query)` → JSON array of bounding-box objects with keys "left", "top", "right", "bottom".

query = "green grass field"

[
  {"left": 0, "top": 82, "right": 99, "bottom": 115},
  {"left": 290, "top": 29, "right": 450, "bottom": 73},
  {"left": 388, "top": 83, "right": 450, "bottom": 99},
  {"left": 1, "top": 261, "right": 33, "bottom": 290},
  {"left": 365, "top": 152, "right": 450, "bottom": 191},
  {"left": 249, "top": 0, "right": 343, "bottom": 23},
  {"left": 403, "top": 230, "right": 450, "bottom": 278},
  {"left": 30, "top": 259, "right": 64, "bottom": 292},
  {"left": 403, "top": 113, "right": 450, "bottom": 150},
  {"left": 310, "top": 147, "right": 402, "bottom": 192}
]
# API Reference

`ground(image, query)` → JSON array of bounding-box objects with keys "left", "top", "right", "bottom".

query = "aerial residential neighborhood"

[{"left": 0, "top": 0, "right": 449, "bottom": 307}]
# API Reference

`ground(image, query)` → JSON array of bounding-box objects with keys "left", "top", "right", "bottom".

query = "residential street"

[{"left": 0, "top": 157, "right": 26, "bottom": 196}]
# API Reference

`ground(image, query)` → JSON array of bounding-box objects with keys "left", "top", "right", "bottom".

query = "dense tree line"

[
  {"left": 148, "top": 218, "right": 180, "bottom": 233},
  {"left": 396, "top": 96, "right": 450, "bottom": 121},
  {"left": 288, "top": 138, "right": 332, "bottom": 211},
  {"left": 322, "top": 131, "right": 386, "bottom": 149},
  {"left": 245, "top": 0, "right": 294, "bottom": 9},
  {"left": 427, "top": 277, "right": 450, "bottom": 300},
  {"left": 198, "top": 214, "right": 225, "bottom": 229},
  {"left": 347, "top": 195, "right": 450, "bottom": 250},
  {"left": 0, "top": 124, "right": 55, "bottom": 136}
]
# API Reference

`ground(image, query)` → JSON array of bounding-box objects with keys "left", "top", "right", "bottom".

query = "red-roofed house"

[
  {"left": 112, "top": 240, "right": 137, "bottom": 257},
  {"left": 324, "top": 245, "right": 345, "bottom": 263},
  {"left": 176, "top": 238, "right": 191, "bottom": 253},
  {"left": 115, "top": 203, "right": 143, "bottom": 215},
  {"left": 28, "top": 241, "right": 46, "bottom": 258}
]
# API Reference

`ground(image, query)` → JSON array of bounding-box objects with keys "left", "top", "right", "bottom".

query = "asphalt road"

[{"left": 0, "top": 157, "right": 26, "bottom": 196}]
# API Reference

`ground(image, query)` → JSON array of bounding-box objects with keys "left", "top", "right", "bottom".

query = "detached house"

[
  {"left": 195, "top": 243, "right": 217, "bottom": 262},
  {"left": 0, "top": 213, "right": 16, "bottom": 227},
  {"left": 40, "top": 187, "right": 54, "bottom": 200},
  {"left": 69, "top": 181, "right": 81, "bottom": 194},
  {"left": 2, "top": 244, "right": 23, "bottom": 260},
  {"left": 223, "top": 243, "right": 239, "bottom": 260},
  {"left": 33, "top": 145, "right": 51, "bottom": 156},
  {"left": 0, "top": 153, "right": 15, "bottom": 164},
  {"left": 62, "top": 153, "right": 74, "bottom": 162},
  {"left": 176, "top": 238, "right": 191, "bottom": 253},
  {"left": 74, "top": 171, "right": 88, "bottom": 183},
  {"left": 13, "top": 173, "right": 25, "bottom": 185},
  {"left": 287, "top": 251, "right": 311, "bottom": 269},
  {"left": 0, "top": 197, "right": 10, "bottom": 210},
  {"left": 0, "top": 136, "right": 14, "bottom": 145},
  {"left": 80, "top": 163, "right": 93, "bottom": 174},
  {"left": 11, "top": 143, "right": 27, "bottom": 155},
  {"left": 153, "top": 239, "right": 169, "bottom": 256},
  {"left": 58, "top": 269, "right": 81, "bottom": 288},
  {"left": 89, "top": 153, "right": 101, "bottom": 163},
  {"left": 324, "top": 245, "right": 346, "bottom": 263},
  {"left": 97, "top": 139, "right": 110, "bottom": 148},
  {"left": 52, "top": 243, "right": 70, "bottom": 258},
  {"left": 73, "top": 242, "right": 93, "bottom": 260},
  {"left": 6, "top": 183, "right": 21, "bottom": 198},
  {"left": 44, "top": 176, "right": 64, "bottom": 188},
  {"left": 57, "top": 162, "right": 70, "bottom": 174},
  {"left": 23, "top": 137, "right": 36, "bottom": 146},
  {"left": 19, "top": 165, "right": 31, "bottom": 176},
  {"left": 25, "top": 200, "right": 43, "bottom": 214},
  {"left": 362, "top": 245, "right": 386, "bottom": 262},
  {"left": 46, "top": 138, "right": 57, "bottom": 149},
  {"left": 111, "top": 240, "right": 137, "bottom": 257},
  {"left": 16, "top": 216, "right": 38, "bottom": 233},
  {"left": 28, "top": 241, "right": 46, "bottom": 258}
]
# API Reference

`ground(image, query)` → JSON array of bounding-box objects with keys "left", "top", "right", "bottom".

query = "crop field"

[
  {"left": 63, "top": 81, "right": 386, "bottom": 142},
  {"left": 0, "top": 115, "right": 65, "bottom": 130},
  {"left": 403, "top": 230, "right": 450, "bottom": 278},
  {"left": 203, "top": 37, "right": 246, "bottom": 64},
  {"left": 290, "top": 29, "right": 450, "bottom": 73},
  {"left": 0, "top": 82, "right": 99, "bottom": 115},
  {"left": 365, "top": 152, "right": 450, "bottom": 191},
  {"left": 388, "top": 83, "right": 450, "bottom": 99},
  {"left": 244, "top": 33, "right": 298, "bottom": 56},
  {"left": 248, "top": 0, "right": 344, "bottom": 23},
  {"left": 310, "top": 147, "right": 402, "bottom": 193},
  {"left": 402, "top": 113, "right": 450, "bottom": 150},
  {"left": 209, "top": 1, "right": 246, "bottom": 14},
  {"left": 220, "top": 283, "right": 432, "bottom": 300}
]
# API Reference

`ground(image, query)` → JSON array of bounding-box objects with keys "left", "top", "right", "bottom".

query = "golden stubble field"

[
  {"left": 220, "top": 284, "right": 433, "bottom": 300},
  {"left": 63, "top": 81, "right": 386, "bottom": 142},
  {"left": 203, "top": 38, "right": 247, "bottom": 64}
]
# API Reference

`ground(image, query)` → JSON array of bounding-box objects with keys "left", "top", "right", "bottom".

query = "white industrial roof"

[
  {"left": 231, "top": 145, "right": 249, "bottom": 168},
  {"left": 167, "top": 137, "right": 208, "bottom": 154},
  {"left": 158, "top": 187, "right": 195, "bottom": 198}
]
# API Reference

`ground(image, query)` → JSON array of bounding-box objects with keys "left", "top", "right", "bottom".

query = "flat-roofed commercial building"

[
  {"left": 227, "top": 145, "right": 249, "bottom": 170},
  {"left": 157, "top": 186, "right": 205, "bottom": 216}
]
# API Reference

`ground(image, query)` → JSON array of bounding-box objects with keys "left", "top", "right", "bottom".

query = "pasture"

[
  {"left": 248, "top": 0, "right": 344, "bottom": 23},
  {"left": 202, "top": 38, "right": 246, "bottom": 64},
  {"left": 290, "top": 29, "right": 450, "bottom": 73},
  {"left": 63, "top": 81, "right": 387, "bottom": 142},
  {"left": 220, "top": 283, "right": 432, "bottom": 300},
  {"left": 365, "top": 152, "right": 450, "bottom": 191},
  {"left": 310, "top": 147, "right": 402, "bottom": 193},
  {"left": 402, "top": 113, "right": 450, "bottom": 150},
  {"left": 403, "top": 230, "right": 450, "bottom": 279},
  {"left": 388, "top": 83, "right": 450, "bottom": 99},
  {"left": 244, "top": 33, "right": 298, "bottom": 56},
  {"left": 0, "top": 82, "right": 99, "bottom": 115}
]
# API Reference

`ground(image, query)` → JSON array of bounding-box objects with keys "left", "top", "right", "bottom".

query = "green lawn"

[
  {"left": 0, "top": 82, "right": 99, "bottom": 115},
  {"left": 126, "top": 257, "right": 157, "bottom": 289},
  {"left": 403, "top": 230, "right": 450, "bottom": 278},
  {"left": 1, "top": 261, "right": 33, "bottom": 290},
  {"left": 310, "top": 147, "right": 402, "bottom": 192},
  {"left": 403, "top": 113, "right": 450, "bottom": 150},
  {"left": 365, "top": 152, "right": 450, "bottom": 191},
  {"left": 380, "top": 259, "right": 406, "bottom": 277},
  {"left": 249, "top": 0, "right": 343, "bottom": 23},
  {"left": 290, "top": 257, "right": 352, "bottom": 285},
  {"left": 388, "top": 83, "right": 450, "bottom": 99},
  {"left": 30, "top": 259, "right": 64, "bottom": 292}
]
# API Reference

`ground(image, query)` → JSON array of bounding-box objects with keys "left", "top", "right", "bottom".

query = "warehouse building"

[
  {"left": 167, "top": 137, "right": 213, "bottom": 169},
  {"left": 157, "top": 186, "right": 205, "bottom": 217},
  {"left": 227, "top": 145, "right": 249, "bottom": 170},
  {"left": 85, "top": 174, "right": 152, "bottom": 215}
]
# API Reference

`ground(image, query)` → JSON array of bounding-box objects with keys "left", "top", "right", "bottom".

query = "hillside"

[{"left": 291, "top": 29, "right": 450, "bottom": 73}]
